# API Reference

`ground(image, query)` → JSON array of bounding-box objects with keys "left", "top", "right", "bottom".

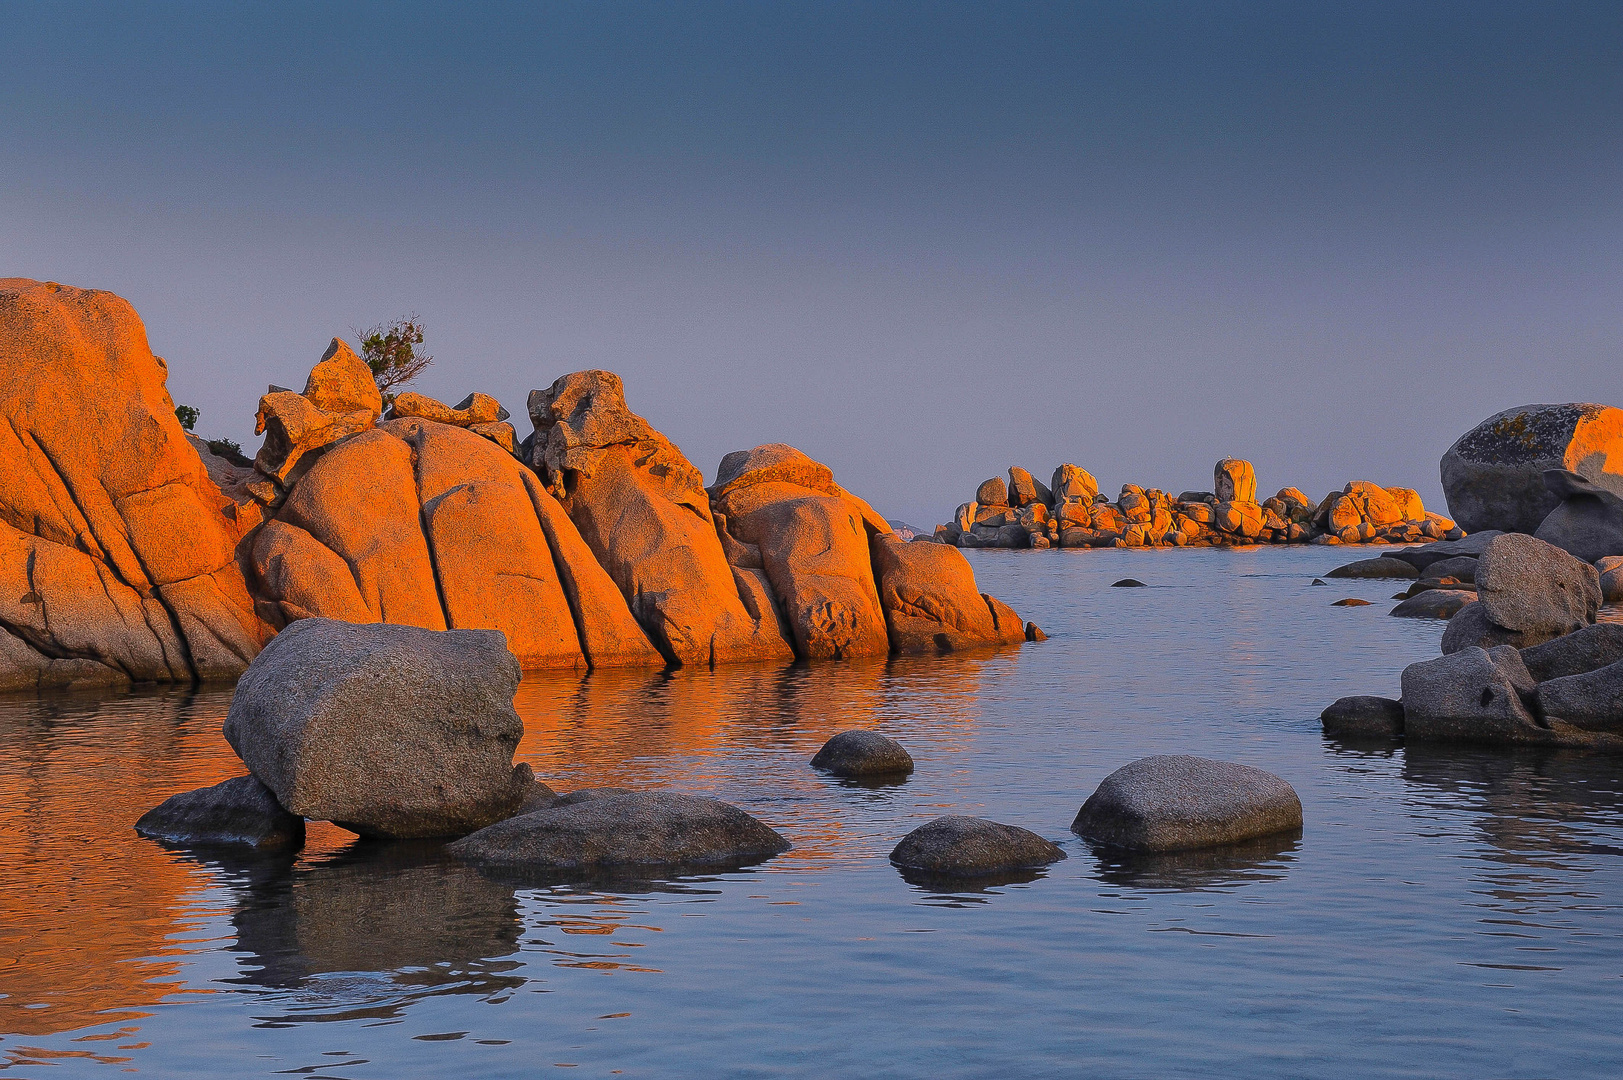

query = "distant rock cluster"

[{"left": 933, "top": 458, "right": 1461, "bottom": 550}]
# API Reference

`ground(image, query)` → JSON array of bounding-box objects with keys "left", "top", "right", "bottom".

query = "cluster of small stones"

[{"left": 933, "top": 458, "right": 1464, "bottom": 550}]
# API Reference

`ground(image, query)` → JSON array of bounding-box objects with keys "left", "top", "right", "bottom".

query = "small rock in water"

[
  {"left": 1112, "top": 578, "right": 1148, "bottom": 588},
  {"left": 1071, "top": 755, "right": 1303, "bottom": 853},
  {"left": 1320, "top": 696, "right": 1405, "bottom": 738},
  {"left": 1310, "top": 578, "right": 1327, "bottom": 586},
  {"left": 135, "top": 775, "right": 305, "bottom": 849},
  {"left": 811, "top": 731, "right": 914, "bottom": 778},
  {"left": 889, "top": 816, "right": 1065, "bottom": 876},
  {"left": 1326, "top": 557, "right": 1420, "bottom": 580},
  {"left": 1024, "top": 621, "right": 1048, "bottom": 642},
  {"left": 1332, "top": 598, "right": 1372, "bottom": 607},
  {"left": 448, "top": 792, "right": 791, "bottom": 873},
  {"left": 1391, "top": 589, "right": 1476, "bottom": 620}
]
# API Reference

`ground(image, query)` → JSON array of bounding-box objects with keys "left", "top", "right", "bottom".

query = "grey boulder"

[
  {"left": 135, "top": 775, "right": 304, "bottom": 848},
  {"left": 1534, "top": 660, "right": 1623, "bottom": 736},
  {"left": 1399, "top": 645, "right": 1545, "bottom": 745},
  {"left": 223, "top": 618, "right": 530, "bottom": 840},
  {"left": 1392, "top": 589, "right": 1476, "bottom": 620},
  {"left": 1326, "top": 557, "right": 1419, "bottom": 580},
  {"left": 1391, "top": 531, "right": 1505, "bottom": 573},
  {"left": 1071, "top": 756, "right": 1302, "bottom": 853},
  {"left": 1475, "top": 532, "right": 1600, "bottom": 637},
  {"left": 810, "top": 730, "right": 914, "bottom": 777},
  {"left": 1440, "top": 602, "right": 1544, "bottom": 654},
  {"left": 1421, "top": 556, "right": 1478, "bottom": 583},
  {"left": 1520, "top": 623, "right": 1623, "bottom": 682},
  {"left": 1533, "top": 469, "right": 1623, "bottom": 564},
  {"left": 448, "top": 791, "right": 791, "bottom": 873},
  {"left": 889, "top": 816, "right": 1065, "bottom": 876},
  {"left": 1320, "top": 696, "right": 1405, "bottom": 738},
  {"left": 1440, "top": 403, "right": 1623, "bottom": 534}
]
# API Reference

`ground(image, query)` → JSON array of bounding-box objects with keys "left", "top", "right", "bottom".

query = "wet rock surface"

[
  {"left": 135, "top": 775, "right": 305, "bottom": 848},
  {"left": 810, "top": 731, "right": 915, "bottom": 777},
  {"left": 224, "top": 619, "right": 530, "bottom": 839},
  {"left": 889, "top": 816, "right": 1065, "bottom": 876},
  {"left": 1071, "top": 756, "right": 1303, "bottom": 853},
  {"left": 448, "top": 792, "right": 791, "bottom": 875}
]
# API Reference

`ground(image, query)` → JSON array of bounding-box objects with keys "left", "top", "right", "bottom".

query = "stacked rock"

[{"left": 934, "top": 458, "right": 1461, "bottom": 550}]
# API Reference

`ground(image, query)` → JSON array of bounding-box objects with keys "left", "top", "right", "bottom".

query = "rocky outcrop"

[
  {"left": 888, "top": 816, "right": 1065, "bottom": 877},
  {"left": 447, "top": 791, "right": 792, "bottom": 875},
  {"left": 224, "top": 619, "right": 532, "bottom": 838},
  {"left": 869, "top": 533, "right": 1024, "bottom": 652},
  {"left": 135, "top": 774, "right": 305, "bottom": 848},
  {"left": 1071, "top": 756, "right": 1302, "bottom": 852},
  {"left": 1533, "top": 469, "right": 1623, "bottom": 564},
  {"left": 810, "top": 730, "right": 914, "bottom": 777},
  {"left": 935, "top": 458, "right": 1457, "bottom": 550},
  {"left": 529, "top": 371, "right": 795, "bottom": 666},
  {"left": 1441, "top": 404, "right": 1623, "bottom": 534},
  {"left": 0, "top": 278, "right": 268, "bottom": 691}
]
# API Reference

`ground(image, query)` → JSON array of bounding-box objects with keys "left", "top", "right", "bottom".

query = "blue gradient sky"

[{"left": 3, "top": 1, "right": 1619, "bottom": 528}]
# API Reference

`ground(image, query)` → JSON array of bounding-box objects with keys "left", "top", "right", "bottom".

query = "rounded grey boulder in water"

[
  {"left": 811, "top": 730, "right": 914, "bottom": 777},
  {"left": 1391, "top": 589, "right": 1476, "bottom": 620},
  {"left": 889, "top": 816, "right": 1065, "bottom": 876},
  {"left": 223, "top": 618, "right": 530, "bottom": 840},
  {"left": 1326, "top": 557, "right": 1419, "bottom": 580},
  {"left": 1320, "top": 696, "right": 1405, "bottom": 738},
  {"left": 1072, "top": 756, "right": 1303, "bottom": 853},
  {"left": 448, "top": 791, "right": 791, "bottom": 873},
  {"left": 135, "top": 774, "right": 305, "bottom": 849}
]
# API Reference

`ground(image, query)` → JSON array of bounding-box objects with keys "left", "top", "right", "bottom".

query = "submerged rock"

[
  {"left": 448, "top": 792, "right": 791, "bottom": 873},
  {"left": 1326, "top": 557, "right": 1419, "bottom": 580},
  {"left": 1320, "top": 696, "right": 1405, "bottom": 738},
  {"left": 223, "top": 619, "right": 530, "bottom": 839},
  {"left": 1333, "top": 598, "right": 1372, "bottom": 607},
  {"left": 1391, "top": 589, "right": 1476, "bottom": 620},
  {"left": 1112, "top": 578, "right": 1147, "bottom": 588},
  {"left": 810, "top": 731, "right": 914, "bottom": 778},
  {"left": 889, "top": 816, "right": 1065, "bottom": 876},
  {"left": 1440, "top": 403, "right": 1623, "bottom": 534},
  {"left": 135, "top": 775, "right": 305, "bottom": 849},
  {"left": 1071, "top": 756, "right": 1302, "bottom": 853}
]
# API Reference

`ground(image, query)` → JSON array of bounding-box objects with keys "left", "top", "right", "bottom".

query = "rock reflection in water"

[
  {"left": 225, "top": 841, "right": 524, "bottom": 1003},
  {"left": 1087, "top": 834, "right": 1301, "bottom": 891}
]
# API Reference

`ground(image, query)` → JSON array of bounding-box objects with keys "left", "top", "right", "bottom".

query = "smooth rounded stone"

[
  {"left": 1325, "top": 557, "right": 1419, "bottom": 580},
  {"left": 1440, "top": 602, "right": 1547, "bottom": 654},
  {"left": 1320, "top": 696, "right": 1405, "bottom": 738},
  {"left": 223, "top": 618, "right": 530, "bottom": 840},
  {"left": 975, "top": 476, "right": 1009, "bottom": 507},
  {"left": 1521, "top": 623, "right": 1623, "bottom": 682},
  {"left": 810, "top": 730, "right": 914, "bottom": 777},
  {"left": 447, "top": 792, "right": 791, "bottom": 873},
  {"left": 1475, "top": 532, "right": 1601, "bottom": 635},
  {"left": 1392, "top": 589, "right": 1477, "bottom": 620},
  {"left": 1534, "top": 659, "right": 1623, "bottom": 734},
  {"left": 1421, "top": 555, "right": 1478, "bottom": 583},
  {"left": 889, "top": 816, "right": 1065, "bottom": 876},
  {"left": 135, "top": 775, "right": 305, "bottom": 849},
  {"left": 554, "top": 786, "right": 634, "bottom": 806},
  {"left": 1072, "top": 756, "right": 1302, "bottom": 853},
  {"left": 1534, "top": 469, "right": 1623, "bottom": 564},
  {"left": 1400, "top": 645, "right": 1544, "bottom": 744},
  {"left": 1332, "top": 598, "right": 1372, "bottom": 607},
  {"left": 1112, "top": 578, "right": 1148, "bottom": 588},
  {"left": 1440, "top": 403, "right": 1623, "bottom": 534}
]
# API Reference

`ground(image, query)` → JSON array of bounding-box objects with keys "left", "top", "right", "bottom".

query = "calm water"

[{"left": 2, "top": 547, "right": 1621, "bottom": 1078}]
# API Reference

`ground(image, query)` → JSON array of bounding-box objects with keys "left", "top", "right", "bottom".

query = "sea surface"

[{"left": 2, "top": 546, "right": 1621, "bottom": 1078}]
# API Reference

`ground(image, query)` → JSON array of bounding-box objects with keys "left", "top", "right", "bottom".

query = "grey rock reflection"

[{"left": 1086, "top": 833, "right": 1300, "bottom": 891}]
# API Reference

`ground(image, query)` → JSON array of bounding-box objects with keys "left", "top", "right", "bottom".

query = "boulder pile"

[
  {"left": 0, "top": 280, "right": 1033, "bottom": 690},
  {"left": 934, "top": 458, "right": 1460, "bottom": 550}
]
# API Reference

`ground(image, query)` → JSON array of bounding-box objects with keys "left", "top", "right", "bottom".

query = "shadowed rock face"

[
  {"left": 0, "top": 278, "right": 269, "bottom": 690},
  {"left": 530, "top": 372, "right": 793, "bottom": 667},
  {"left": 135, "top": 774, "right": 305, "bottom": 849},
  {"left": 1534, "top": 469, "right": 1623, "bottom": 564},
  {"left": 1441, "top": 403, "right": 1623, "bottom": 534}
]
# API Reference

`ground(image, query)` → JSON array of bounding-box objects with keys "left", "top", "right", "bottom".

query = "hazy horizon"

[{"left": 4, "top": 1, "right": 1619, "bottom": 529}]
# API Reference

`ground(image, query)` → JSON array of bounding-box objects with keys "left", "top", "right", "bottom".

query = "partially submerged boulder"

[
  {"left": 869, "top": 534, "right": 1022, "bottom": 653},
  {"left": 810, "top": 730, "right": 914, "bottom": 777},
  {"left": 1441, "top": 403, "right": 1623, "bottom": 534},
  {"left": 1400, "top": 646, "right": 1542, "bottom": 745},
  {"left": 1392, "top": 589, "right": 1476, "bottom": 620},
  {"left": 447, "top": 792, "right": 791, "bottom": 874},
  {"left": 888, "top": 816, "right": 1065, "bottom": 877},
  {"left": 223, "top": 619, "right": 531, "bottom": 839},
  {"left": 1534, "top": 660, "right": 1623, "bottom": 735},
  {"left": 1326, "top": 557, "right": 1420, "bottom": 580},
  {"left": 1320, "top": 696, "right": 1405, "bottom": 738},
  {"left": 1070, "top": 756, "right": 1303, "bottom": 853},
  {"left": 529, "top": 371, "right": 792, "bottom": 666},
  {"left": 0, "top": 278, "right": 268, "bottom": 690},
  {"left": 1533, "top": 469, "right": 1623, "bottom": 564},
  {"left": 135, "top": 775, "right": 305, "bottom": 848}
]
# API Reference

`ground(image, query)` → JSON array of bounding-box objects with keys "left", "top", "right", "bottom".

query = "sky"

[{"left": 3, "top": 1, "right": 1619, "bottom": 529}]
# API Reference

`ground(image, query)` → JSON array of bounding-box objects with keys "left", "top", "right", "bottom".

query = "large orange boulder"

[
  {"left": 870, "top": 534, "right": 1025, "bottom": 652},
  {"left": 528, "top": 371, "right": 793, "bottom": 666},
  {"left": 0, "top": 279, "right": 267, "bottom": 689},
  {"left": 253, "top": 416, "right": 662, "bottom": 670}
]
